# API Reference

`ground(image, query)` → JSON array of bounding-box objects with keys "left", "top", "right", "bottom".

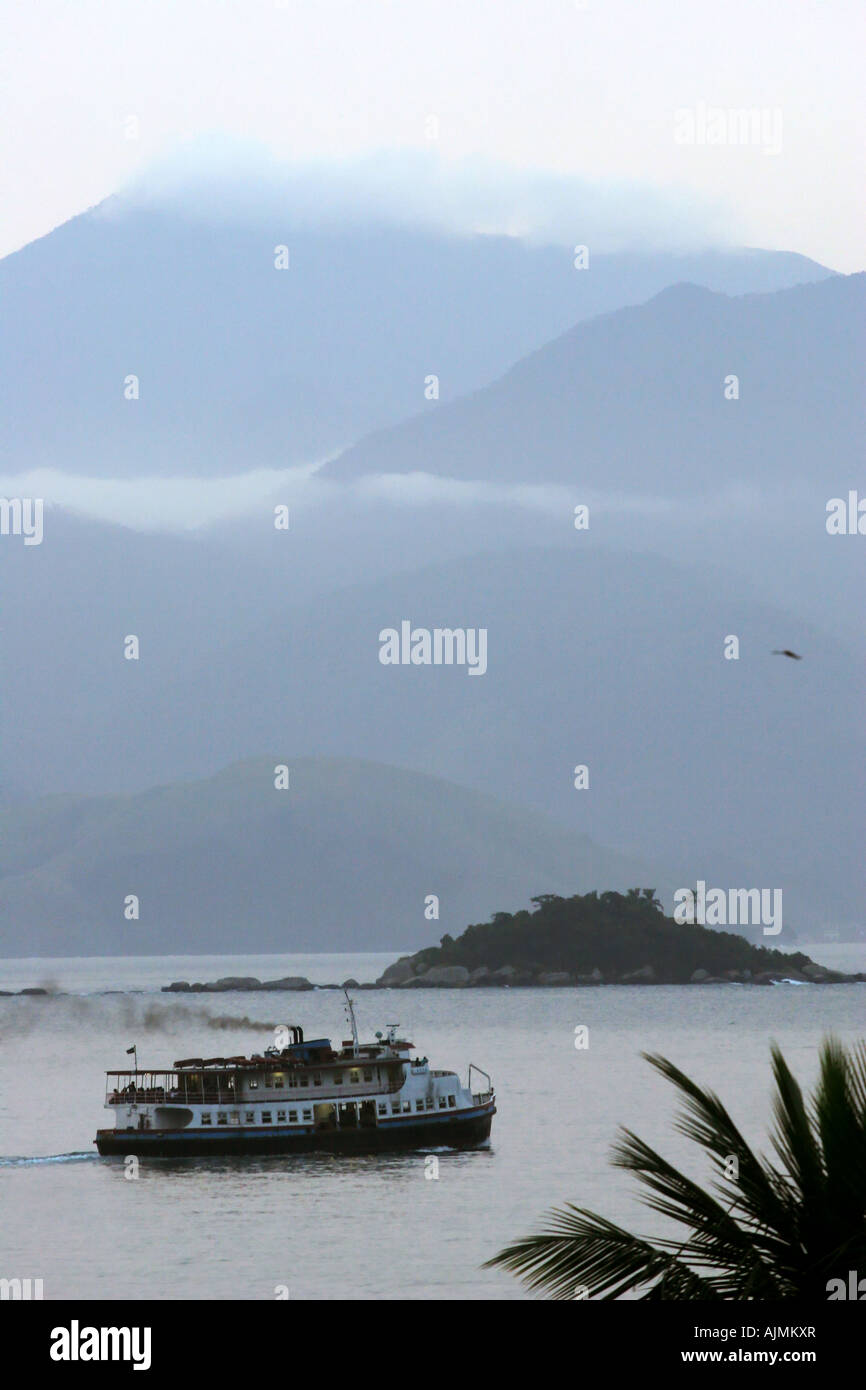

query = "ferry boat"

[{"left": 94, "top": 996, "right": 495, "bottom": 1157}]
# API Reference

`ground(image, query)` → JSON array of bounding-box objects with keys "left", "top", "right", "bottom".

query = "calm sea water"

[{"left": 1, "top": 947, "right": 864, "bottom": 1301}]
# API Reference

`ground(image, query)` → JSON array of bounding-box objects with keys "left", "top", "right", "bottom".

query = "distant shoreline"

[{"left": 3, "top": 977, "right": 866, "bottom": 1000}]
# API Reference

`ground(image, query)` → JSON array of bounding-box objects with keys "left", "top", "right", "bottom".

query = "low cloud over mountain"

[{"left": 0, "top": 160, "right": 831, "bottom": 480}]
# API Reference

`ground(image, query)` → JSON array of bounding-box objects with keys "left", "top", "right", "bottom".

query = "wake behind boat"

[{"left": 94, "top": 994, "right": 495, "bottom": 1157}]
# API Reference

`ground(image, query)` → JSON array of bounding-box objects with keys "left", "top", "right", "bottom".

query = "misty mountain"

[
  {"left": 0, "top": 757, "right": 662, "bottom": 957},
  {"left": 3, "top": 530, "right": 861, "bottom": 932},
  {"left": 0, "top": 190, "right": 831, "bottom": 477},
  {"left": 326, "top": 273, "right": 864, "bottom": 497},
  {"left": 1, "top": 205, "right": 860, "bottom": 951}
]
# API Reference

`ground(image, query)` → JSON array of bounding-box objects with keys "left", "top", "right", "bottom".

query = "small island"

[{"left": 375, "top": 890, "right": 862, "bottom": 988}]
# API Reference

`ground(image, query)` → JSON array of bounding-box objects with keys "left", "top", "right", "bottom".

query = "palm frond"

[
  {"left": 611, "top": 1127, "right": 785, "bottom": 1297},
  {"left": 488, "top": 1037, "right": 866, "bottom": 1300},
  {"left": 812, "top": 1038, "right": 866, "bottom": 1204},
  {"left": 767, "top": 1043, "right": 825, "bottom": 1209},
  {"left": 640, "top": 1051, "right": 797, "bottom": 1245},
  {"left": 485, "top": 1205, "right": 719, "bottom": 1300}
]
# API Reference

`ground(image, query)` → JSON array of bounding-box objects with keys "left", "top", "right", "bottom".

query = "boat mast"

[{"left": 343, "top": 987, "right": 360, "bottom": 1057}]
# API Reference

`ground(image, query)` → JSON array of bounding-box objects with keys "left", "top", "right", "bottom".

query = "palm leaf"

[
  {"left": 610, "top": 1127, "right": 784, "bottom": 1297},
  {"left": 485, "top": 1205, "right": 718, "bottom": 1300},
  {"left": 488, "top": 1037, "right": 866, "bottom": 1300},
  {"left": 639, "top": 1052, "right": 797, "bottom": 1245}
]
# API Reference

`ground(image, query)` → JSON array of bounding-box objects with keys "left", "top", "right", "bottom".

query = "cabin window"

[
  {"left": 403, "top": 1101, "right": 411, "bottom": 1113},
  {"left": 261, "top": 1111, "right": 272, "bottom": 1124},
  {"left": 448, "top": 1096, "right": 456, "bottom": 1108},
  {"left": 249, "top": 1080, "right": 258, "bottom": 1089},
  {"left": 289, "top": 1075, "right": 298, "bottom": 1088},
  {"left": 438, "top": 1097, "right": 447, "bottom": 1109},
  {"left": 333, "top": 1072, "right": 343, "bottom": 1085},
  {"left": 217, "top": 1112, "right": 228, "bottom": 1125},
  {"left": 425, "top": 1097, "right": 434, "bottom": 1110},
  {"left": 289, "top": 1110, "right": 298, "bottom": 1122},
  {"left": 391, "top": 1102, "right": 400, "bottom": 1114},
  {"left": 277, "top": 1110, "right": 286, "bottom": 1122},
  {"left": 201, "top": 1113, "right": 212, "bottom": 1124},
  {"left": 377, "top": 1103, "right": 387, "bottom": 1115},
  {"left": 313, "top": 1075, "right": 321, "bottom": 1087},
  {"left": 274, "top": 1076, "right": 284, "bottom": 1088},
  {"left": 349, "top": 1070, "right": 360, "bottom": 1084},
  {"left": 302, "top": 1109, "right": 312, "bottom": 1122},
  {"left": 364, "top": 1069, "right": 373, "bottom": 1082},
  {"left": 415, "top": 1100, "right": 424, "bottom": 1112},
  {"left": 245, "top": 1112, "right": 255, "bottom": 1123}
]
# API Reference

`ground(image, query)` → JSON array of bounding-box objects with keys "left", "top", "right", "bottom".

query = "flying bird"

[{"left": 772, "top": 649, "right": 802, "bottom": 660}]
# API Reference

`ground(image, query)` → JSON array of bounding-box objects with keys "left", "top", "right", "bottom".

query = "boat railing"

[
  {"left": 108, "top": 1073, "right": 406, "bottom": 1105},
  {"left": 108, "top": 1089, "right": 170, "bottom": 1105},
  {"left": 468, "top": 1063, "right": 493, "bottom": 1100}
]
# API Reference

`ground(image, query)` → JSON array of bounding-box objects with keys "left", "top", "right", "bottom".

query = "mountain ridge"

[
  {"left": 324, "top": 271, "right": 864, "bottom": 490},
  {"left": 0, "top": 755, "right": 668, "bottom": 958},
  {"left": 0, "top": 192, "right": 834, "bottom": 477}
]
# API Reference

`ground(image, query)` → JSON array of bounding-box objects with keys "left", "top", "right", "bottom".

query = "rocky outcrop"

[
  {"left": 490, "top": 964, "right": 534, "bottom": 986},
  {"left": 402, "top": 965, "right": 470, "bottom": 988},
  {"left": 211, "top": 976, "right": 268, "bottom": 991},
  {"left": 154, "top": 950, "right": 863, "bottom": 995},
  {"left": 803, "top": 962, "right": 829, "bottom": 980},
  {"left": 368, "top": 948, "right": 866, "bottom": 987},
  {"left": 162, "top": 976, "right": 313, "bottom": 993},
  {"left": 375, "top": 957, "right": 416, "bottom": 987},
  {"left": 620, "top": 964, "right": 656, "bottom": 984},
  {"left": 259, "top": 976, "right": 316, "bottom": 991},
  {"left": 582, "top": 968, "right": 604, "bottom": 984}
]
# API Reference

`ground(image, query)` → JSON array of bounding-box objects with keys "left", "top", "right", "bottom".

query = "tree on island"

[
  {"left": 407, "top": 890, "right": 813, "bottom": 983},
  {"left": 487, "top": 1038, "right": 866, "bottom": 1299}
]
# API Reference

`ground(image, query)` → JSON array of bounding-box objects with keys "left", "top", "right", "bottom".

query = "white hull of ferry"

[{"left": 96, "top": 1100, "right": 494, "bottom": 1156}]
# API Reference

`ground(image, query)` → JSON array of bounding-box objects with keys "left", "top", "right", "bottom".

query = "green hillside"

[
  {"left": 387, "top": 890, "right": 846, "bottom": 985},
  {"left": 0, "top": 759, "right": 667, "bottom": 956}
]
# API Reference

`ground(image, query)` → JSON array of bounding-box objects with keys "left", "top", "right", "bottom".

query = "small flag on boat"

[{"left": 126, "top": 1045, "right": 136, "bottom": 1054}]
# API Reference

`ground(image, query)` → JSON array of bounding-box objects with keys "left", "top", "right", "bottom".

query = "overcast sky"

[{"left": 1, "top": 0, "right": 863, "bottom": 269}]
